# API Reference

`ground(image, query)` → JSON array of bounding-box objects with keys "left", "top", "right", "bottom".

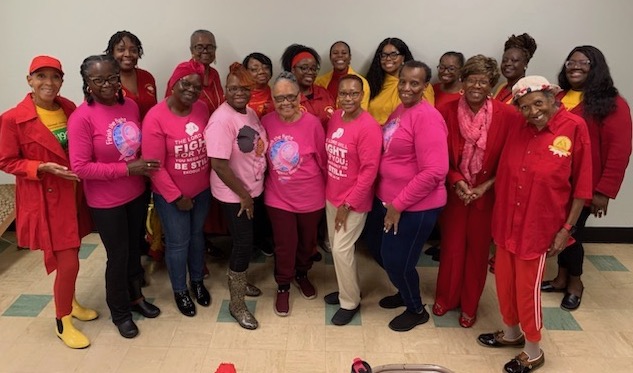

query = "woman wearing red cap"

[
  {"left": 0, "top": 55, "right": 97, "bottom": 348},
  {"left": 142, "top": 60, "right": 211, "bottom": 317}
]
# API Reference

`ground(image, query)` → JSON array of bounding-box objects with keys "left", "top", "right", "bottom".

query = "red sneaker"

[
  {"left": 294, "top": 276, "right": 317, "bottom": 299},
  {"left": 274, "top": 289, "right": 290, "bottom": 316}
]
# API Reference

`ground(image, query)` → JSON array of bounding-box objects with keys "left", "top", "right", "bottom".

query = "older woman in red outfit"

[
  {"left": 433, "top": 55, "right": 521, "bottom": 328},
  {"left": 541, "top": 46, "right": 633, "bottom": 310},
  {"left": 478, "top": 76, "right": 592, "bottom": 373},
  {"left": 0, "top": 56, "right": 97, "bottom": 349}
]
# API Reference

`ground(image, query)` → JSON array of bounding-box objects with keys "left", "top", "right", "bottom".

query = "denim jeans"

[
  {"left": 154, "top": 189, "right": 211, "bottom": 292},
  {"left": 366, "top": 197, "right": 441, "bottom": 313}
]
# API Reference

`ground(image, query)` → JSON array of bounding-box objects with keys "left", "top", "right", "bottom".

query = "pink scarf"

[{"left": 457, "top": 97, "right": 492, "bottom": 185}]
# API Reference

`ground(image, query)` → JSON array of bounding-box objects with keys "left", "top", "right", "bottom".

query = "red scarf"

[
  {"left": 248, "top": 86, "right": 273, "bottom": 118},
  {"left": 457, "top": 97, "right": 492, "bottom": 185}
]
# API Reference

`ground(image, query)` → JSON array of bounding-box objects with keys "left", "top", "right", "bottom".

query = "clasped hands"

[{"left": 454, "top": 180, "right": 488, "bottom": 205}]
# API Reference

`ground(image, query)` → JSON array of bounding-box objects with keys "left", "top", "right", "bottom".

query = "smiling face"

[
  {"left": 291, "top": 57, "right": 318, "bottom": 90},
  {"left": 501, "top": 48, "right": 527, "bottom": 82},
  {"left": 85, "top": 61, "right": 120, "bottom": 105},
  {"left": 225, "top": 74, "right": 252, "bottom": 112},
  {"left": 337, "top": 78, "right": 363, "bottom": 115},
  {"left": 462, "top": 73, "right": 492, "bottom": 110},
  {"left": 565, "top": 51, "right": 590, "bottom": 90},
  {"left": 437, "top": 55, "right": 461, "bottom": 85},
  {"left": 246, "top": 58, "right": 272, "bottom": 87},
  {"left": 190, "top": 32, "right": 216, "bottom": 66},
  {"left": 330, "top": 42, "right": 351, "bottom": 73},
  {"left": 398, "top": 66, "right": 427, "bottom": 107},
  {"left": 272, "top": 79, "right": 301, "bottom": 121},
  {"left": 380, "top": 44, "right": 404, "bottom": 76},
  {"left": 517, "top": 91, "right": 557, "bottom": 129},
  {"left": 172, "top": 73, "right": 202, "bottom": 107},
  {"left": 27, "top": 67, "right": 63, "bottom": 107},
  {"left": 112, "top": 36, "right": 139, "bottom": 72}
]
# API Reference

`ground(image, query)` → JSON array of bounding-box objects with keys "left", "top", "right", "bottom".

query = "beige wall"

[{"left": 1, "top": 0, "right": 631, "bottom": 227}]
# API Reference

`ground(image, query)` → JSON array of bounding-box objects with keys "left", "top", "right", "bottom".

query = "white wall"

[{"left": 1, "top": 0, "right": 631, "bottom": 227}]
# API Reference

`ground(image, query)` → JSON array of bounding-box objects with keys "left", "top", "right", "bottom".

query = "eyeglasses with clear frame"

[
  {"left": 565, "top": 59, "right": 591, "bottom": 69},
  {"left": 338, "top": 91, "right": 362, "bottom": 99}
]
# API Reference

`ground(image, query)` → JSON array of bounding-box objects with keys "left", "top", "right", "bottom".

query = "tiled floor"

[{"left": 0, "top": 231, "right": 632, "bottom": 373}]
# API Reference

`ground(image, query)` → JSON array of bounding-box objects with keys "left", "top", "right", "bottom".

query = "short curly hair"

[{"left": 460, "top": 55, "right": 501, "bottom": 87}]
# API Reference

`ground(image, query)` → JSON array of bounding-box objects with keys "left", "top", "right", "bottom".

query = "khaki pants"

[{"left": 326, "top": 201, "right": 367, "bottom": 310}]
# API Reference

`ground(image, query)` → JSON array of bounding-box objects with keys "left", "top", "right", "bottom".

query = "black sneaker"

[
  {"left": 323, "top": 291, "right": 340, "bottom": 305},
  {"left": 388, "top": 308, "right": 430, "bottom": 332},
  {"left": 331, "top": 305, "right": 360, "bottom": 326},
  {"left": 379, "top": 293, "right": 405, "bottom": 309}
]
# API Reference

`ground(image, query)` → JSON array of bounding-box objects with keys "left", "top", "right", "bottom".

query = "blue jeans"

[
  {"left": 366, "top": 197, "right": 441, "bottom": 313},
  {"left": 154, "top": 189, "right": 211, "bottom": 292}
]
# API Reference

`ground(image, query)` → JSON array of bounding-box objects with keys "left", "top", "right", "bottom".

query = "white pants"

[{"left": 326, "top": 201, "right": 367, "bottom": 310}]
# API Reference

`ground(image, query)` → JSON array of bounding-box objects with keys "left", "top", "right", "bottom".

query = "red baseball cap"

[{"left": 29, "top": 55, "right": 64, "bottom": 76}]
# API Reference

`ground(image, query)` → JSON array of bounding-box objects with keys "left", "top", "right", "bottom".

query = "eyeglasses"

[
  {"left": 248, "top": 65, "right": 271, "bottom": 74},
  {"left": 88, "top": 75, "right": 120, "bottom": 86},
  {"left": 565, "top": 59, "right": 591, "bottom": 69},
  {"left": 192, "top": 44, "right": 217, "bottom": 53},
  {"left": 380, "top": 51, "right": 401, "bottom": 60},
  {"left": 294, "top": 64, "right": 319, "bottom": 74},
  {"left": 226, "top": 86, "right": 251, "bottom": 94},
  {"left": 338, "top": 91, "right": 361, "bottom": 99},
  {"left": 463, "top": 78, "right": 490, "bottom": 87},
  {"left": 437, "top": 65, "right": 458, "bottom": 73},
  {"left": 179, "top": 79, "right": 202, "bottom": 92},
  {"left": 273, "top": 93, "right": 299, "bottom": 103}
]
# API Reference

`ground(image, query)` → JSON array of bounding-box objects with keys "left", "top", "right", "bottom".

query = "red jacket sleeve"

[{"left": 0, "top": 110, "right": 41, "bottom": 180}]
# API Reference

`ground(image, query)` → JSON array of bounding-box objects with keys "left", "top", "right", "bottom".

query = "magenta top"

[
  {"left": 376, "top": 101, "right": 448, "bottom": 212},
  {"left": 68, "top": 98, "right": 145, "bottom": 208},
  {"left": 262, "top": 111, "right": 327, "bottom": 213},
  {"left": 326, "top": 110, "right": 382, "bottom": 212},
  {"left": 142, "top": 100, "right": 211, "bottom": 202}
]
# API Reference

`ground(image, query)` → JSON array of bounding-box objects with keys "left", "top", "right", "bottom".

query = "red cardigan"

[
  {"left": 557, "top": 92, "right": 632, "bottom": 199},
  {"left": 0, "top": 94, "right": 92, "bottom": 273}
]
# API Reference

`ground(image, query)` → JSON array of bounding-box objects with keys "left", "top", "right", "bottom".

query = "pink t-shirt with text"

[
  {"left": 142, "top": 100, "right": 210, "bottom": 202},
  {"left": 262, "top": 111, "right": 326, "bottom": 213},
  {"left": 376, "top": 101, "right": 448, "bottom": 212},
  {"left": 68, "top": 98, "right": 145, "bottom": 208},
  {"left": 205, "top": 102, "right": 268, "bottom": 203},
  {"left": 326, "top": 110, "right": 382, "bottom": 212}
]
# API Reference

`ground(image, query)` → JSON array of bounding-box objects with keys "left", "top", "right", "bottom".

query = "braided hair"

[
  {"left": 104, "top": 30, "right": 144, "bottom": 58},
  {"left": 80, "top": 54, "right": 125, "bottom": 105}
]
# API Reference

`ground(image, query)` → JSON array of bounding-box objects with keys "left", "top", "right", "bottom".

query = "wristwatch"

[{"left": 562, "top": 223, "right": 577, "bottom": 235}]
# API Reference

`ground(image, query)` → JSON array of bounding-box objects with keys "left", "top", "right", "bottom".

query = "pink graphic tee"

[{"left": 262, "top": 111, "right": 326, "bottom": 213}]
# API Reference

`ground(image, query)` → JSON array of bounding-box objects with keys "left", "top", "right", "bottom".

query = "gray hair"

[{"left": 273, "top": 71, "right": 299, "bottom": 90}]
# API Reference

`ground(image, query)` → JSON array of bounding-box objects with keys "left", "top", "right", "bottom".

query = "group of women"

[{"left": 1, "top": 29, "right": 631, "bottom": 373}]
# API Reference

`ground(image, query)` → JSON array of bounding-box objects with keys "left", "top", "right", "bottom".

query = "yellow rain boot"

[
  {"left": 56, "top": 315, "right": 90, "bottom": 349},
  {"left": 71, "top": 298, "right": 99, "bottom": 321}
]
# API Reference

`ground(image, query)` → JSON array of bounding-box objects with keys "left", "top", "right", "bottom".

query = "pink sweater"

[
  {"left": 376, "top": 101, "right": 448, "bottom": 212},
  {"left": 142, "top": 100, "right": 211, "bottom": 202},
  {"left": 326, "top": 110, "right": 382, "bottom": 212},
  {"left": 68, "top": 98, "right": 145, "bottom": 208},
  {"left": 262, "top": 111, "right": 326, "bottom": 213}
]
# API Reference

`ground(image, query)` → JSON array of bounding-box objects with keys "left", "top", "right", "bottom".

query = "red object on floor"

[
  {"left": 351, "top": 357, "right": 372, "bottom": 373},
  {"left": 215, "top": 363, "right": 237, "bottom": 373}
]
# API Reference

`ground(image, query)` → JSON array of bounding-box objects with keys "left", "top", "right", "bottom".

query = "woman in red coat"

[
  {"left": 0, "top": 56, "right": 97, "bottom": 349},
  {"left": 433, "top": 55, "right": 522, "bottom": 328}
]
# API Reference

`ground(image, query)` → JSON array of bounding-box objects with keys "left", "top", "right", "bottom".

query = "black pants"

[
  {"left": 91, "top": 193, "right": 147, "bottom": 325},
  {"left": 219, "top": 195, "right": 266, "bottom": 272},
  {"left": 558, "top": 207, "right": 592, "bottom": 277}
]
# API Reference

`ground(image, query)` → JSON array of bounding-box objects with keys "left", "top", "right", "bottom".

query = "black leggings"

[
  {"left": 219, "top": 195, "right": 266, "bottom": 272},
  {"left": 557, "top": 207, "right": 591, "bottom": 277}
]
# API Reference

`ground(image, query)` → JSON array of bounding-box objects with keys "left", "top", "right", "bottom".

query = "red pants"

[
  {"left": 435, "top": 194, "right": 492, "bottom": 316},
  {"left": 266, "top": 206, "right": 322, "bottom": 285},
  {"left": 495, "top": 245, "right": 546, "bottom": 342},
  {"left": 52, "top": 248, "right": 79, "bottom": 318}
]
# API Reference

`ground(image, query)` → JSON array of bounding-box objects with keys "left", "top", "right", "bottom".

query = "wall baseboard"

[{"left": 583, "top": 227, "right": 633, "bottom": 243}]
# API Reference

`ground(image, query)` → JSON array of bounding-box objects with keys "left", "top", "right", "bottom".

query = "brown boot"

[{"left": 227, "top": 270, "right": 258, "bottom": 330}]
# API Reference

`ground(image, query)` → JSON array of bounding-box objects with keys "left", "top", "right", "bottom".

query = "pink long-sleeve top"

[
  {"left": 376, "top": 101, "right": 448, "bottom": 212},
  {"left": 142, "top": 100, "right": 210, "bottom": 202},
  {"left": 325, "top": 110, "right": 382, "bottom": 212},
  {"left": 262, "top": 111, "right": 327, "bottom": 213},
  {"left": 68, "top": 98, "right": 145, "bottom": 208}
]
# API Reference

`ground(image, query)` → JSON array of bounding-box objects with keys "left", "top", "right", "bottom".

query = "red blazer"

[
  {"left": 0, "top": 94, "right": 92, "bottom": 273},
  {"left": 557, "top": 92, "right": 632, "bottom": 199},
  {"left": 438, "top": 99, "right": 522, "bottom": 209},
  {"left": 300, "top": 85, "right": 335, "bottom": 128}
]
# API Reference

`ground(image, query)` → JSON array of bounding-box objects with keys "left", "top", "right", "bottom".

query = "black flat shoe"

[
  {"left": 379, "top": 293, "right": 404, "bottom": 309},
  {"left": 561, "top": 290, "right": 583, "bottom": 311},
  {"left": 190, "top": 281, "right": 211, "bottom": 306},
  {"left": 477, "top": 330, "right": 525, "bottom": 348},
  {"left": 117, "top": 319, "right": 139, "bottom": 338},
  {"left": 174, "top": 290, "right": 196, "bottom": 317},
  {"left": 388, "top": 308, "right": 430, "bottom": 332},
  {"left": 503, "top": 350, "right": 544, "bottom": 373},
  {"left": 324, "top": 291, "right": 340, "bottom": 305},
  {"left": 331, "top": 305, "right": 360, "bottom": 326},
  {"left": 131, "top": 299, "right": 161, "bottom": 318},
  {"left": 540, "top": 280, "right": 566, "bottom": 293}
]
